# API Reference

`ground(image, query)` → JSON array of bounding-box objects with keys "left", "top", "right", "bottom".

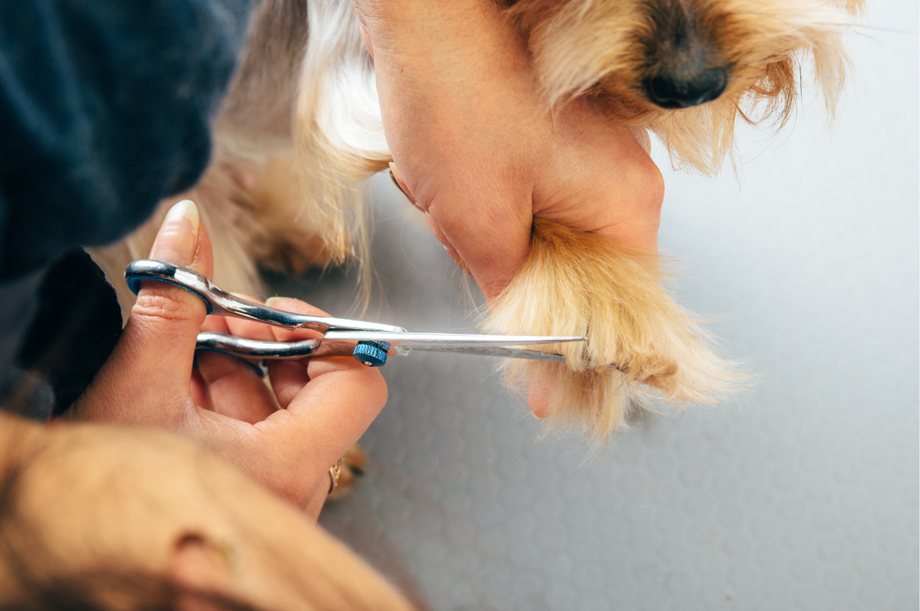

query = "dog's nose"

[{"left": 645, "top": 65, "right": 729, "bottom": 109}]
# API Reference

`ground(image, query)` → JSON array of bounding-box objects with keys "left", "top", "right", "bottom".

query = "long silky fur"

[
  {"left": 483, "top": 220, "right": 749, "bottom": 441},
  {"left": 294, "top": 0, "right": 391, "bottom": 303}
]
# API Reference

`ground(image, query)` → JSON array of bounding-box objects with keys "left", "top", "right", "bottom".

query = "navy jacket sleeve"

[{"left": 0, "top": 0, "right": 252, "bottom": 416}]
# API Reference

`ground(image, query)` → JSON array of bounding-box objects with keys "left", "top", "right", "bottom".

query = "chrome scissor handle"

[{"left": 125, "top": 260, "right": 404, "bottom": 334}]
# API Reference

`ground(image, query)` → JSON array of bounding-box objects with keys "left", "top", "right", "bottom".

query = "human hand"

[
  {"left": 67, "top": 200, "right": 387, "bottom": 518},
  {"left": 354, "top": 0, "right": 664, "bottom": 302},
  {"left": 0, "top": 411, "right": 413, "bottom": 610}
]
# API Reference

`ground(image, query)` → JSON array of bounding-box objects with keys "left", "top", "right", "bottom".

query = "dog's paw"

[
  {"left": 484, "top": 219, "right": 750, "bottom": 441},
  {"left": 250, "top": 229, "right": 334, "bottom": 276}
]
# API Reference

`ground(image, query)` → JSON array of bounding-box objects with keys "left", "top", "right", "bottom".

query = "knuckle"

[{"left": 132, "top": 290, "right": 204, "bottom": 324}]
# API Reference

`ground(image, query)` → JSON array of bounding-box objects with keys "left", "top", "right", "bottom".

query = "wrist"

[
  {"left": 0, "top": 410, "right": 45, "bottom": 467},
  {"left": 0, "top": 411, "right": 47, "bottom": 601}
]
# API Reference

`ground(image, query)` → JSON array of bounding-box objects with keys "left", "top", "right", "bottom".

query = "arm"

[
  {"left": 0, "top": 0, "right": 252, "bottom": 277},
  {"left": 0, "top": 410, "right": 413, "bottom": 610},
  {"left": 0, "top": 0, "right": 253, "bottom": 416}
]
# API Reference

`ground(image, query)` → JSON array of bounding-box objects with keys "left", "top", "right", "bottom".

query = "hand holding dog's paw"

[
  {"left": 360, "top": 0, "right": 715, "bottom": 434},
  {"left": 357, "top": 0, "right": 664, "bottom": 301},
  {"left": 67, "top": 201, "right": 387, "bottom": 517},
  {"left": 347, "top": 0, "right": 750, "bottom": 441}
]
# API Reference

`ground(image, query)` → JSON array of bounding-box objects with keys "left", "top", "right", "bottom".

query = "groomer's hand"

[
  {"left": 68, "top": 200, "right": 387, "bottom": 519},
  {"left": 355, "top": 0, "right": 664, "bottom": 302}
]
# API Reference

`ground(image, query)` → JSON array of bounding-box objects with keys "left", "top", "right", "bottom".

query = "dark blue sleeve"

[
  {"left": 0, "top": 0, "right": 252, "bottom": 416},
  {"left": 0, "top": 0, "right": 251, "bottom": 277}
]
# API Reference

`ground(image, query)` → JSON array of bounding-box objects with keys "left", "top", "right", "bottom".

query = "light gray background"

[{"left": 271, "top": 4, "right": 919, "bottom": 609}]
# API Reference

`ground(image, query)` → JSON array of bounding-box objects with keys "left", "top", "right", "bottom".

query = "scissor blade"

[
  {"left": 195, "top": 332, "right": 604, "bottom": 367},
  {"left": 322, "top": 331, "right": 587, "bottom": 349},
  {"left": 195, "top": 332, "right": 583, "bottom": 359},
  {"left": 404, "top": 344, "right": 569, "bottom": 362}
]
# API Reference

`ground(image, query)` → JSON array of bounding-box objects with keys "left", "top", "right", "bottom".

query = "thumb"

[
  {"left": 124, "top": 199, "right": 214, "bottom": 389},
  {"left": 70, "top": 200, "right": 214, "bottom": 425}
]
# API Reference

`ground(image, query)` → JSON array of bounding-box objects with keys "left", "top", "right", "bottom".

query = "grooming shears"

[{"left": 125, "top": 260, "right": 586, "bottom": 370}]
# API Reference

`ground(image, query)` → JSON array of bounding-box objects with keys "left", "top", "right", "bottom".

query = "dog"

[{"left": 91, "top": 0, "right": 863, "bottom": 446}]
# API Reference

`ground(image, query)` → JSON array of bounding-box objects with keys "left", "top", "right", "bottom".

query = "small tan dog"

[{"left": 93, "top": 0, "right": 863, "bottom": 444}]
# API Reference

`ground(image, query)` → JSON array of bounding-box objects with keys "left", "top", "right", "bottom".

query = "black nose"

[{"left": 645, "top": 65, "right": 729, "bottom": 109}]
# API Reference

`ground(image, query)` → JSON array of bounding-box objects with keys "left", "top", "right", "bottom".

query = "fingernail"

[
  {"left": 265, "top": 296, "right": 282, "bottom": 308},
  {"left": 150, "top": 200, "right": 200, "bottom": 266}
]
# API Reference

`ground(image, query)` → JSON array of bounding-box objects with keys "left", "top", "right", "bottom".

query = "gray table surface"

[{"left": 269, "top": 4, "right": 919, "bottom": 609}]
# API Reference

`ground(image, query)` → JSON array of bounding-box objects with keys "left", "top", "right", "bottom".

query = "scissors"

[{"left": 125, "top": 260, "right": 586, "bottom": 371}]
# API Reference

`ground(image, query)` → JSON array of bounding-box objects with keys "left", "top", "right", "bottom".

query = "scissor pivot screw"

[{"left": 353, "top": 341, "right": 391, "bottom": 367}]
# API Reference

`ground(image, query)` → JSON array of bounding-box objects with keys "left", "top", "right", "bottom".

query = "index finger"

[
  {"left": 256, "top": 297, "right": 388, "bottom": 468},
  {"left": 262, "top": 297, "right": 331, "bottom": 409}
]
